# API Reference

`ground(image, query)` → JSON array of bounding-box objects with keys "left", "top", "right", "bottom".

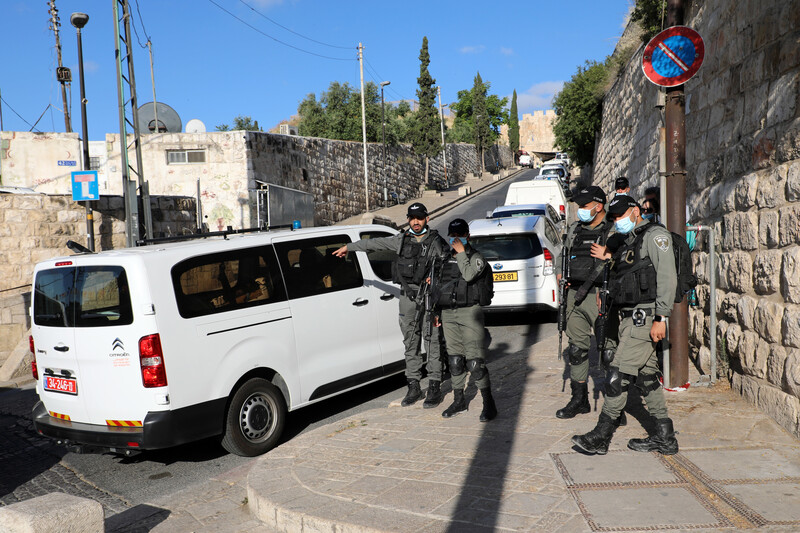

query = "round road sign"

[{"left": 642, "top": 26, "right": 705, "bottom": 87}]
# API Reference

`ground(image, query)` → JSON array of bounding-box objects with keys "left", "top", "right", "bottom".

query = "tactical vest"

[
  {"left": 392, "top": 230, "right": 439, "bottom": 286},
  {"left": 566, "top": 221, "right": 612, "bottom": 285},
  {"left": 608, "top": 226, "right": 658, "bottom": 306},
  {"left": 437, "top": 248, "right": 493, "bottom": 308}
]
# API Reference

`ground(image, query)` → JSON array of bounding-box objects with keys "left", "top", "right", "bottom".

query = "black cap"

[
  {"left": 607, "top": 194, "right": 639, "bottom": 218},
  {"left": 614, "top": 176, "right": 629, "bottom": 190},
  {"left": 406, "top": 202, "right": 428, "bottom": 218},
  {"left": 571, "top": 185, "right": 606, "bottom": 206},
  {"left": 448, "top": 218, "right": 469, "bottom": 236}
]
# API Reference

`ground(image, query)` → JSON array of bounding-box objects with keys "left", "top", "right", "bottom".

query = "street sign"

[
  {"left": 58, "top": 160, "right": 77, "bottom": 166},
  {"left": 642, "top": 26, "right": 705, "bottom": 87},
  {"left": 71, "top": 170, "right": 99, "bottom": 201}
]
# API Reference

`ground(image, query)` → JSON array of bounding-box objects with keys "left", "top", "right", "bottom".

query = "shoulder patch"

[
  {"left": 654, "top": 234, "right": 670, "bottom": 252},
  {"left": 475, "top": 257, "right": 485, "bottom": 271}
]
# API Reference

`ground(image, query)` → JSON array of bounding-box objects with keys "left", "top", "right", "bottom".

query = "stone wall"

[{"left": 593, "top": 0, "right": 800, "bottom": 436}]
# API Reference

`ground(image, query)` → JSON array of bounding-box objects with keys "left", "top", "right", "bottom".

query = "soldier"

[
  {"left": 572, "top": 195, "right": 679, "bottom": 456},
  {"left": 554, "top": 186, "right": 623, "bottom": 423},
  {"left": 438, "top": 218, "right": 497, "bottom": 421},
  {"left": 332, "top": 203, "right": 449, "bottom": 408},
  {"left": 614, "top": 176, "right": 630, "bottom": 196}
]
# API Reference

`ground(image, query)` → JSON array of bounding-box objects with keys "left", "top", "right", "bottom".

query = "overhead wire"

[
  {"left": 364, "top": 57, "right": 408, "bottom": 102},
  {"left": 237, "top": 0, "right": 351, "bottom": 50},
  {"left": 207, "top": 0, "right": 354, "bottom": 61},
  {"left": 0, "top": 95, "right": 38, "bottom": 131}
]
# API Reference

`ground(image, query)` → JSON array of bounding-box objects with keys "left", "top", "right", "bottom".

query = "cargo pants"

[{"left": 398, "top": 293, "right": 443, "bottom": 382}]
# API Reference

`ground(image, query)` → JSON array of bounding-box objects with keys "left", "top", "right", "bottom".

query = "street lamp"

[
  {"left": 380, "top": 81, "right": 391, "bottom": 206},
  {"left": 71, "top": 12, "right": 95, "bottom": 252}
]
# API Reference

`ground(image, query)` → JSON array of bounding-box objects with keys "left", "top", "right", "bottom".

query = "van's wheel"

[{"left": 222, "top": 378, "right": 286, "bottom": 457}]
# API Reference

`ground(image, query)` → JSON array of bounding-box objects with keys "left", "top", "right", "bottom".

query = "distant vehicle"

[
  {"left": 489, "top": 203, "right": 564, "bottom": 232},
  {"left": 519, "top": 154, "right": 532, "bottom": 168},
  {"left": 555, "top": 152, "right": 571, "bottom": 167},
  {"left": 504, "top": 179, "right": 569, "bottom": 221},
  {"left": 469, "top": 215, "right": 562, "bottom": 313}
]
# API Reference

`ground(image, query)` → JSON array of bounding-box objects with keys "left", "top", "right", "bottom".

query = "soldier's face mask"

[
  {"left": 449, "top": 237, "right": 468, "bottom": 246},
  {"left": 615, "top": 208, "right": 636, "bottom": 234},
  {"left": 577, "top": 204, "right": 597, "bottom": 223}
]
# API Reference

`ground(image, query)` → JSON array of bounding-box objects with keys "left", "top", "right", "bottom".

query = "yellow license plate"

[{"left": 493, "top": 272, "right": 518, "bottom": 282}]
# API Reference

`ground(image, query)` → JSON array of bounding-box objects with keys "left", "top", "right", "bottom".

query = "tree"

[
  {"left": 215, "top": 115, "right": 262, "bottom": 132},
  {"left": 409, "top": 36, "right": 441, "bottom": 187},
  {"left": 508, "top": 89, "right": 520, "bottom": 162},
  {"left": 631, "top": 0, "right": 667, "bottom": 43},
  {"left": 472, "top": 72, "right": 490, "bottom": 173},
  {"left": 447, "top": 79, "right": 508, "bottom": 146},
  {"left": 297, "top": 81, "right": 384, "bottom": 142},
  {"left": 552, "top": 60, "right": 609, "bottom": 167}
]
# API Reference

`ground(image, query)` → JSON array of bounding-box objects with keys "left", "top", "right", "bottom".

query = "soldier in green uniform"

[
  {"left": 554, "top": 186, "right": 623, "bottom": 423},
  {"left": 437, "top": 218, "right": 497, "bottom": 421},
  {"left": 333, "top": 203, "right": 449, "bottom": 408},
  {"left": 572, "top": 195, "right": 679, "bottom": 456}
]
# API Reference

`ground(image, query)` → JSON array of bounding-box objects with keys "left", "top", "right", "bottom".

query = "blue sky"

[{"left": 0, "top": 0, "right": 632, "bottom": 139}]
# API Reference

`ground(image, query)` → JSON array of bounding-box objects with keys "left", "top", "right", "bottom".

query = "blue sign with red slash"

[{"left": 642, "top": 26, "right": 705, "bottom": 87}]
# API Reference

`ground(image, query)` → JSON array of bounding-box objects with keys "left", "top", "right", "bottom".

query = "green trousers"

[
  {"left": 564, "top": 288, "right": 617, "bottom": 382},
  {"left": 398, "top": 294, "right": 442, "bottom": 381},
  {"left": 441, "top": 304, "right": 489, "bottom": 390}
]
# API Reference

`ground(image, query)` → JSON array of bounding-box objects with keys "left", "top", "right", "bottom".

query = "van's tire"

[{"left": 222, "top": 378, "right": 286, "bottom": 457}]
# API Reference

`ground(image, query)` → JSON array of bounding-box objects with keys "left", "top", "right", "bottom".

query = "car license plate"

[
  {"left": 493, "top": 272, "right": 518, "bottom": 282},
  {"left": 44, "top": 376, "right": 78, "bottom": 395}
]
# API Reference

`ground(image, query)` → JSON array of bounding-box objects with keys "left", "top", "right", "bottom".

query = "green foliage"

[
  {"left": 631, "top": 0, "right": 667, "bottom": 42},
  {"left": 447, "top": 77, "right": 508, "bottom": 145},
  {"left": 215, "top": 115, "right": 262, "bottom": 132},
  {"left": 472, "top": 72, "right": 489, "bottom": 172},
  {"left": 410, "top": 37, "right": 442, "bottom": 161},
  {"left": 552, "top": 60, "right": 610, "bottom": 167},
  {"left": 508, "top": 89, "right": 520, "bottom": 156}
]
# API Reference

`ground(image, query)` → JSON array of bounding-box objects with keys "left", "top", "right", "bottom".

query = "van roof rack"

[{"left": 135, "top": 224, "right": 294, "bottom": 247}]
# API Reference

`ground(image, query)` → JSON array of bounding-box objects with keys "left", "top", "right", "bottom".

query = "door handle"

[
  {"left": 352, "top": 299, "right": 369, "bottom": 306},
  {"left": 380, "top": 293, "right": 395, "bottom": 301},
  {"left": 53, "top": 345, "right": 69, "bottom": 352}
]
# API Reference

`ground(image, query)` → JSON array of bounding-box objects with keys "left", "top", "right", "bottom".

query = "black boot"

[
  {"left": 571, "top": 412, "right": 617, "bottom": 455},
  {"left": 556, "top": 381, "right": 590, "bottom": 419},
  {"left": 628, "top": 418, "right": 679, "bottom": 455},
  {"left": 401, "top": 379, "right": 422, "bottom": 407},
  {"left": 442, "top": 389, "right": 467, "bottom": 418},
  {"left": 479, "top": 387, "right": 497, "bottom": 422},
  {"left": 423, "top": 380, "right": 442, "bottom": 409},
  {"left": 616, "top": 411, "right": 627, "bottom": 427}
]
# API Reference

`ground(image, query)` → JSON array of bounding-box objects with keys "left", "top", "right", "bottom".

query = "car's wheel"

[{"left": 221, "top": 378, "right": 286, "bottom": 457}]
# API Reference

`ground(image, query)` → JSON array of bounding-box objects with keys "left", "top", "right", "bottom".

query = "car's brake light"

[
  {"left": 139, "top": 334, "right": 167, "bottom": 388},
  {"left": 559, "top": 204, "right": 565, "bottom": 216},
  {"left": 30, "top": 335, "right": 38, "bottom": 381},
  {"left": 54, "top": 261, "right": 73, "bottom": 267},
  {"left": 543, "top": 248, "right": 554, "bottom": 276}
]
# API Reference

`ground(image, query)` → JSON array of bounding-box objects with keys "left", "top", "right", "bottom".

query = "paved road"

[{"left": 0, "top": 168, "right": 558, "bottom": 524}]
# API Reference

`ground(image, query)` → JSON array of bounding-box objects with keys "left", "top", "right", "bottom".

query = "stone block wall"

[{"left": 593, "top": 0, "right": 800, "bottom": 436}]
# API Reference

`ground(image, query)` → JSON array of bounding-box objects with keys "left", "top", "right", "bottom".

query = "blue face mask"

[
  {"left": 408, "top": 226, "right": 428, "bottom": 236},
  {"left": 449, "top": 237, "right": 468, "bottom": 246},
  {"left": 577, "top": 207, "right": 594, "bottom": 223},
  {"left": 642, "top": 213, "right": 655, "bottom": 221},
  {"left": 615, "top": 213, "right": 636, "bottom": 234}
]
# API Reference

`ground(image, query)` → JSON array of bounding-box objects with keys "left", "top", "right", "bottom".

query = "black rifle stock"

[
  {"left": 595, "top": 262, "right": 612, "bottom": 357},
  {"left": 557, "top": 247, "right": 569, "bottom": 361}
]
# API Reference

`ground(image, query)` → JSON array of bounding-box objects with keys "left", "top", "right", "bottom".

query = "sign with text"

[
  {"left": 71, "top": 170, "right": 99, "bottom": 201},
  {"left": 642, "top": 26, "right": 705, "bottom": 87},
  {"left": 58, "top": 160, "right": 77, "bottom": 166}
]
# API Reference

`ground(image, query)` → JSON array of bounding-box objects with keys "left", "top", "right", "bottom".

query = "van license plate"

[
  {"left": 44, "top": 376, "right": 78, "bottom": 395},
  {"left": 493, "top": 272, "right": 518, "bottom": 282}
]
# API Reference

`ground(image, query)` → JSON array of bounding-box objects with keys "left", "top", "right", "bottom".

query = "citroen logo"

[{"left": 112, "top": 338, "right": 125, "bottom": 351}]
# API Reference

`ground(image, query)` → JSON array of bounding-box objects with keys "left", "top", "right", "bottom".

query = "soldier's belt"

[{"left": 619, "top": 308, "right": 653, "bottom": 318}]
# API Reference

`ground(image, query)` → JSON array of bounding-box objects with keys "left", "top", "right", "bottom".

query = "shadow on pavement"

[{"left": 105, "top": 504, "right": 170, "bottom": 533}]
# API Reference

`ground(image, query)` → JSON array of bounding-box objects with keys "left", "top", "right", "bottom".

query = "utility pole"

[
  {"left": 380, "top": 81, "right": 390, "bottom": 206},
  {"left": 358, "top": 43, "right": 369, "bottom": 212},
  {"left": 665, "top": 0, "right": 688, "bottom": 388},
  {"left": 48, "top": 0, "right": 72, "bottom": 132},
  {"left": 437, "top": 86, "right": 448, "bottom": 188},
  {"left": 147, "top": 41, "right": 159, "bottom": 132}
]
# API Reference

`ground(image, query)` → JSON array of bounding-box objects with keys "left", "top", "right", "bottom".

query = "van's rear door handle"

[
  {"left": 352, "top": 299, "right": 369, "bottom": 306},
  {"left": 53, "top": 345, "right": 69, "bottom": 352},
  {"left": 380, "top": 293, "right": 395, "bottom": 301}
]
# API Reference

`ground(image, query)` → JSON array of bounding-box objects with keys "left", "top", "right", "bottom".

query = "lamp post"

[
  {"left": 71, "top": 12, "right": 95, "bottom": 252},
  {"left": 380, "top": 81, "right": 391, "bottom": 206}
]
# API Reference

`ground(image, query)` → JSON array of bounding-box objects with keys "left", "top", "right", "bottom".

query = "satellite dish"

[
  {"left": 137, "top": 102, "right": 182, "bottom": 133},
  {"left": 185, "top": 119, "right": 206, "bottom": 133}
]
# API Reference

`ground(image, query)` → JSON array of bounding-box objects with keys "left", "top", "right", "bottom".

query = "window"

[
  {"left": 171, "top": 246, "right": 287, "bottom": 318},
  {"left": 166, "top": 149, "right": 206, "bottom": 164},
  {"left": 470, "top": 234, "right": 543, "bottom": 261},
  {"left": 89, "top": 156, "right": 101, "bottom": 171},
  {"left": 274, "top": 235, "right": 362, "bottom": 299},
  {"left": 33, "top": 266, "right": 133, "bottom": 327},
  {"left": 359, "top": 231, "right": 395, "bottom": 281},
  {"left": 543, "top": 220, "right": 559, "bottom": 246}
]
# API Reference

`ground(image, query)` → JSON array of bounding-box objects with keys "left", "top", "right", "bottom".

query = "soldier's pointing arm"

[{"left": 346, "top": 232, "right": 404, "bottom": 254}]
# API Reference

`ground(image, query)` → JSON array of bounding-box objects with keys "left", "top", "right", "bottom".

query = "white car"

[
  {"left": 504, "top": 179, "right": 569, "bottom": 221},
  {"left": 489, "top": 203, "right": 564, "bottom": 232},
  {"left": 469, "top": 215, "right": 562, "bottom": 313},
  {"left": 519, "top": 154, "right": 532, "bottom": 168},
  {"left": 30, "top": 224, "right": 404, "bottom": 457}
]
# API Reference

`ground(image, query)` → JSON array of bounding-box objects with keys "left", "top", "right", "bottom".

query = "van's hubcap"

[{"left": 240, "top": 393, "right": 275, "bottom": 442}]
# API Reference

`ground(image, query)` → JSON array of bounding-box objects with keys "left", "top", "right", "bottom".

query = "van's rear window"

[
  {"left": 33, "top": 266, "right": 133, "bottom": 327},
  {"left": 470, "top": 235, "right": 544, "bottom": 261}
]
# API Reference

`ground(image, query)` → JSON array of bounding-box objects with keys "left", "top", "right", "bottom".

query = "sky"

[{"left": 0, "top": 0, "right": 633, "bottom": 140}]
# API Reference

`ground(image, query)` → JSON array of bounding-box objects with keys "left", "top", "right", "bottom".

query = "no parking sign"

[{"left": 642, "top": 26, "right": 705, "bottom": 87}]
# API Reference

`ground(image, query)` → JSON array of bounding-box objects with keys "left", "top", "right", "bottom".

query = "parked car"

[
  {"left": 504, "top": 179, "right": 569, "bottom": 221},
  {"left": 519, "top": 154, "right": 532, "bottom": 168},
  {"left": 30, "top": 224, "right": 404, "bottom": 457},
  {"left": 469, "top": 215, "right": 562, "bottom": 313},
  {"left": 489, "top": 203, "right": 564, "bottom": 232},
  {"left": 555, "top": 152, "right": 571, "bottom": 167},
  {"left": 540, "top": 162, "right": 571, "bottom": 184}
]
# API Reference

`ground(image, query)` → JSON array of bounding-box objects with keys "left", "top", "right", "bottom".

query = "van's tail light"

[
  {"left": 30, "top": 335, "right": 39, "bottom": 381},
  {"left": 543, "top": 248, "right": 554, "bottom": 276},
  {"left": 139, "top": 334, "right": 167, "bottom": 388}
]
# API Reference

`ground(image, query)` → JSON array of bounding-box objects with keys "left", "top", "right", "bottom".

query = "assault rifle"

[
  {"left": 594, "top": 262, "right": 612, "bottom": 362},
  {"left": 411, "top": 255, "right": 443, "bottom": 354},
  {"left": 557, "top": 247, "right": 569, "bottom": 361}
]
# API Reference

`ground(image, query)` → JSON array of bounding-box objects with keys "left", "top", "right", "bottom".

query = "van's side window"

[
  {"left": 172, "top": 246, "right": 287, "bottom": 318},
  {"left": 359, "top": 231, "right": 395, "bottom": 282},
  {"left": 275, "top": 235, "right": 362, "bottom": 299}
]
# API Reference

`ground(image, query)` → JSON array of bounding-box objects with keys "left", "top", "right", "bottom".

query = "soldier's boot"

[
  {"left": 401, "top": 379, "right": 423, "bottom": 407},
  {"left": 615, "top": 411, "right": 627, "bottom": 427},
  {"left": 627, "top": 418, "right": 679, "bottom": 455},
  {"left": 556, "top": 381, "right": 590, "bottom": 419},
  {"left": 442, "top": 389, "right": 467, "bottom": 418},
  {"left": 423, "top": 380, "right": 442, "bottom": 409},
  {"left": 479, "top": 387, "right": 497, "bottom": 422},
  {"left": 571, "top": 412, "right": 617, "bottom": 455}
]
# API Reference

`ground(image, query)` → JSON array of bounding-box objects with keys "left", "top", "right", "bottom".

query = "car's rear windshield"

[
  {"left": 491, "top": 209, "right": 545, "bottom": 218},
  {"left": 470, "top": 234, "right": 543, "bottom": 261},
  {"left": 33, "top": 266, "right": 133, "bottom": 328}
]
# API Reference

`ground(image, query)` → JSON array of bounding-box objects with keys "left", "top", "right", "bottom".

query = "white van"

[
  {"left": 29, "top": 225, "right": 404, "bottom": 456},
  {"left": 504, "top": 180, "right": 569, "bottom": 221}
]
